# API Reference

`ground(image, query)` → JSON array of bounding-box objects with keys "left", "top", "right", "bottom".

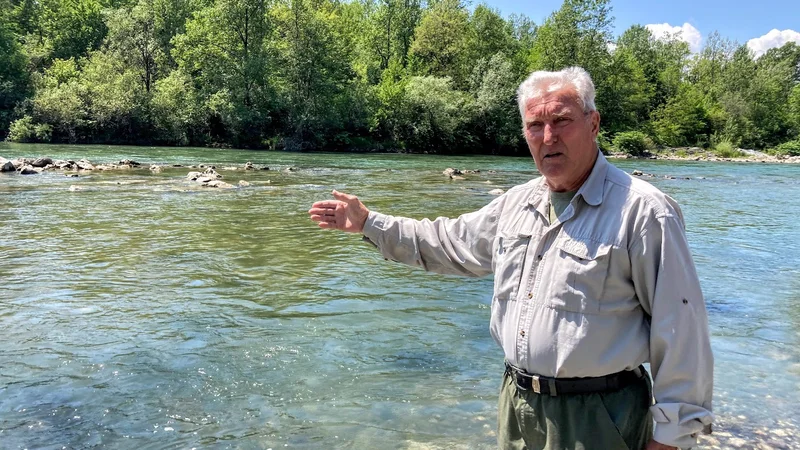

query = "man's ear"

[{"left": 590, "top": 111, "right": 600, "bottom": 136}]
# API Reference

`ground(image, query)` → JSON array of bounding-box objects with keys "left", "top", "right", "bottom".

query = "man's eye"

[
  {"left": 555, "top": 117, "right": 571, "bottom": 124},
  {"left": 528, "top": 122, "right": 543, "bottom": 130}
]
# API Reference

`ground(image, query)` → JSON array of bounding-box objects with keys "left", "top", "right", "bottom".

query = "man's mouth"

[{"left": 543, "top": 152, "right": 563, "bottom": 159}]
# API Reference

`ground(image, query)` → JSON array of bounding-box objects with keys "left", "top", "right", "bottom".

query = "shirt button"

[
  {"left": 520, "top": 330, "right": 526, "bottom": 337},
  {"left": 527, "top": 292, "right": 533, "bottom": 299},
  {"left": 537, "top": 254, "right": 543, "bottom": 260}
]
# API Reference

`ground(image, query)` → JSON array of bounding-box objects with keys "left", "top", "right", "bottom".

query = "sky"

[{"left": 483, "top": 0, "right": 800, "bottom": 56}]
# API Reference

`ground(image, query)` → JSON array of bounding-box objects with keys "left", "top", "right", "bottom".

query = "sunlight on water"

[{"left": 1, "top": 143, "right": 799, "bottom": 449}]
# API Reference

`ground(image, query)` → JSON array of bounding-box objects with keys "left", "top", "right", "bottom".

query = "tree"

[
  {"left": 173, "top": 0, "right": 274, "bottom": 146},
  {"left": 105, "top": 0, "right": 163, "bottom": 93},
  {"left": 651, "top": 84, "right": 713, "bottom": 147},
  {"left": 468, "top": 52, "right": 522, "bottom": 153},
  {"left": 528, "top": 0, "right": 613, "bottom": 79},
  {"left": 601, "top": 47, "right": 652, "bottom": 133},
  {"left": 39, "top": 0, "right": 107, "bottom": 62},
  {"left": 469, "top": 4, "right": 515, "bottom": 63},
  {"left": 270, "top": 0, "right": 356, "bottom": 148},
  {"left": 408, "top": 0, "right": 472, "bottom": 87},
  {"left": 0, "top": 5, "right": 31, "bottom": 137},
  {"left": 399, "top": 75, "right": 473, "bottom": 151}
]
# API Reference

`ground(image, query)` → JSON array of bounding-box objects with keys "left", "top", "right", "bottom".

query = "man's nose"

[{"left": 542, "top": 123, "right": 558, "bottom": 144}]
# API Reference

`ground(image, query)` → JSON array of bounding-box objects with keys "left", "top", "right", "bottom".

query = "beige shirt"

[{"left": 362, "top": 152, "right": 714, "bottom": 448}]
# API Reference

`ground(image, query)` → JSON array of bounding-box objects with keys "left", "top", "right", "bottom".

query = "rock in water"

[
  {"left": 489, "top": 189, "right": 505, "bottom": 195},
  {"left": 443, "top": 168, "right": 463, "bottom": 176},
  {"left": 244, "top": 162, "right": 255, "bottom": 170},
  {"left": 205, "top": 180, "right": 234, "bottom": 189},
  {"left": 632, "top": 169, "right": 643, "bottom": 176},
  {"left": 19, "top": 165, "right": 40, "bottom": 175},
  {"left": 202, "top": 167, "right": 222, "bottom": 179},
  {"left": 32, "top": 157, "right": 53, "bottom": 168},
  {"left": 76, "top": 160, "right": 95, "bottom": 170},
  {"left": 68, "top": 185, "right": 83, "bottom": 192},
  {"left": 149, "top": 165, "right": 162, "bottom": 173},
  {"left": 186, "top": 171, "right": 202, "bottom": 181},
  {"left": 1, "top": 161, "right": 15, "bottom": 172},
  {"left": 238, "top": 180, "right": 251, "bottom": 187}
]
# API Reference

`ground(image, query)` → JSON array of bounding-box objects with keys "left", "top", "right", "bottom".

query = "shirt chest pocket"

[
  {"left": 492, "top": 233, "right": 531, "bottom": 302},
  {"left": 548, "top": 237, "right": 613, "bottom": 313}
]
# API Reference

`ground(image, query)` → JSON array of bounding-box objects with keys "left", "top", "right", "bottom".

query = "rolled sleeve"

[
  {"left": 631, "top": 210, "right": 714, "bottom": 448},
  {"left": 361, "top": 199, "right": 501, "bottom": 277}
]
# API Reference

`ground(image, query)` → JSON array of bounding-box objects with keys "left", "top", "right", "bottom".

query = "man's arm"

[
  {"left": 309, "top": 190, "right": 499, "bottom": 277},
  {"left": 630, "top": 210, "right": 714, "bottom": 449}
]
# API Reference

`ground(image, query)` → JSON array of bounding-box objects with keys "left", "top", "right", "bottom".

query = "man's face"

[{"left": 522, "top": 88, "right": 600, "bottom": 192}]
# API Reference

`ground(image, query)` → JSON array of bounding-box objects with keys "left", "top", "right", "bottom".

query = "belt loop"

[
  {"left": 548, "top": 378, "right": 558, "bottom": 396},
  {"left": 633, "top": 366, "right": 643, "bottom": 378}
]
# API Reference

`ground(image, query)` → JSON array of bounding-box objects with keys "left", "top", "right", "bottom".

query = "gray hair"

[{"left": 517, "top": 67, "right": 597, "bottom": 117}]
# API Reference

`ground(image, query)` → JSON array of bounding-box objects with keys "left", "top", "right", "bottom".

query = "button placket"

[{"left": 516, "top": 230, "right": 556, "bottom": 367}]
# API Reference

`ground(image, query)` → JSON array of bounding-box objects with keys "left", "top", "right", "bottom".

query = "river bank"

[{"left": 608, "top": 148, "right": 800, "bottom": 164}]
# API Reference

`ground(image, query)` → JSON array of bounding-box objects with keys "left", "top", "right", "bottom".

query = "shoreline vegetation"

[{"left": 2, "top": 0, "right": 799, "bottom": 157}]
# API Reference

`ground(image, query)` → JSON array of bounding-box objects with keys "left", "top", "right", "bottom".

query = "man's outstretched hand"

[{"left": 308, "top": 190, "right": 370, "bottom": 233}]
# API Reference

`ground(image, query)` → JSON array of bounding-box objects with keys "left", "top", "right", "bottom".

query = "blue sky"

[{"left": 482, "top": 0, "right": 800, "bottom": 56}]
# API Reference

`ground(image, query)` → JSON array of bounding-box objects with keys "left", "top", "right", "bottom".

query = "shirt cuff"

[
  {"left": 362, "top": 211, "right": 387, "bottom": 244},
  {"left": 651, "top": 403, "right": 714, "bottom": 449}
]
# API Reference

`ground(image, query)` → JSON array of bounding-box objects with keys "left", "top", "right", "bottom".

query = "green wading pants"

[{"left": 497, "top": 371, "right": 654, "bottom": 450}]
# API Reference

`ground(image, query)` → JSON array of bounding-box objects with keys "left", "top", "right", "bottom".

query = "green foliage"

[
  {"left": 596, "top": 130, "right": 611, "bottom": 155},
  {"left": 651, "top": 85, "right": 713, "bottom": 147},
  {"left": 468, "top": 52, "right": 521, "bottom": 153},
  {"left": 712, "top": 140, "right": 744, "bottom": 158},
  {"left": 399, "top": 76, "right": 474, "bottom": 151},
  {"left": 774, "top": 139, "right": 800, "bottom": 156},
  {"left": 0, "top": 0, "right": 798, "bottom": 152},
  {"left": 7, "top": 115, "right": 52, "bottom": 142},
  {"left": 150, "top": 70, "right": 202, "bottom": 144},
  {"left": 612, "top": 131, "right": 653, "bottom": 156},
  {"left": 39, "top": 0, "right": 108, "bottom": 62},
  {"left": 1, "top": 10, "right": 31, "bottom": 138},
  {"left": 408, "top": 0, "right": 472, "bottom": 87}
]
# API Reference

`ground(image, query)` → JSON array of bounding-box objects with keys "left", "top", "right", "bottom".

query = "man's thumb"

[{"left": 332, "top": 190, "right": 356, "bottom": 203}]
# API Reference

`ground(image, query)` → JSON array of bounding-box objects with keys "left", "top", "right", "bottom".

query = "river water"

[{"left": 1, "top": 143, "right": 799, "bottom": 449}]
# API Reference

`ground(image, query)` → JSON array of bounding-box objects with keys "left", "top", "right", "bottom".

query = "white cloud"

[
  {"left": 645, "top": 23, "right": 703, "bottom": 53},
  {"left": 606, "top": 42, "right": 617, "bottom": 53},
  {"left": 747, "top": 29, "right": 800, "bottom": 58}
]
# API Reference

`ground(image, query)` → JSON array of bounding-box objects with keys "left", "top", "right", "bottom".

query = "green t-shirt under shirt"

[{"left": 549, "top": 190, "right": 577, "bottom": 224}]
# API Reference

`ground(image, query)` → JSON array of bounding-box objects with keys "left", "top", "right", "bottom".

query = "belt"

[{"left": 505, "top": 362, "right": 646, "bottom": 396}]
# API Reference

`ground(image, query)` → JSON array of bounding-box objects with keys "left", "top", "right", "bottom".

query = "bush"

[
  {"left": 712, "top": 140, "right": 745, "bottom": 158},
  {"left": 7, "top": 116, "right": 52, "bottom": 143},
  {"left": 774, "top": 139, "right": 800, "bottom": 157},
  {"left": 612, "top": 131, "right": 654, "bottom": 156},
  {"left": 597, "top": 131, "right": 612, "bottom": 155}
]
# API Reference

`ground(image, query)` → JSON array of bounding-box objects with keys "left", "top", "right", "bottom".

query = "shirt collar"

[
  {"left": 576, "top": 150, "right": 608, "bottom": 206},
  {"left": 527, "top": 149, "right": 608, "bottom": 207}
]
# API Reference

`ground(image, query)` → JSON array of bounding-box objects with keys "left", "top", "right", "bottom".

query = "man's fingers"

[
  {"left": 311, "top": 200, "right": 343, "bottom": 209},
  {"left": 308, "top": 206, "right": 337, "bottom": 216}
]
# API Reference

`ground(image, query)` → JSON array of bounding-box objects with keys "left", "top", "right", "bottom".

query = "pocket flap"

[{"left": 558, "top": 237, "right": 612, "bottom": 260}]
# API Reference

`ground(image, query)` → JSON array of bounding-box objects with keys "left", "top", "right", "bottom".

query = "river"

[{"left": 1, "top": 143, "right": 799, "bottom": 449}]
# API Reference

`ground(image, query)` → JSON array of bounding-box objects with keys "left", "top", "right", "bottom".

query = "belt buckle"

[{"left": 530, "top": 375, "right": 541, "bottom": 394}]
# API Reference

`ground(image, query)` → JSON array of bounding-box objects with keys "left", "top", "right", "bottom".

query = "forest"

[{"left": 1, "top": 0, "right": 799, "bottom": 155}]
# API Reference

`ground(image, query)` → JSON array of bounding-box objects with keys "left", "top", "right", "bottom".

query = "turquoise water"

[{"left": 1, "top": 143, "right": 799, "bottom": 449}]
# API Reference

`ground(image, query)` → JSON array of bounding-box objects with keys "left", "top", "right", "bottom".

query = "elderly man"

[{"left": 308, "top": 67, "right": 713, "bottom": 450}]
